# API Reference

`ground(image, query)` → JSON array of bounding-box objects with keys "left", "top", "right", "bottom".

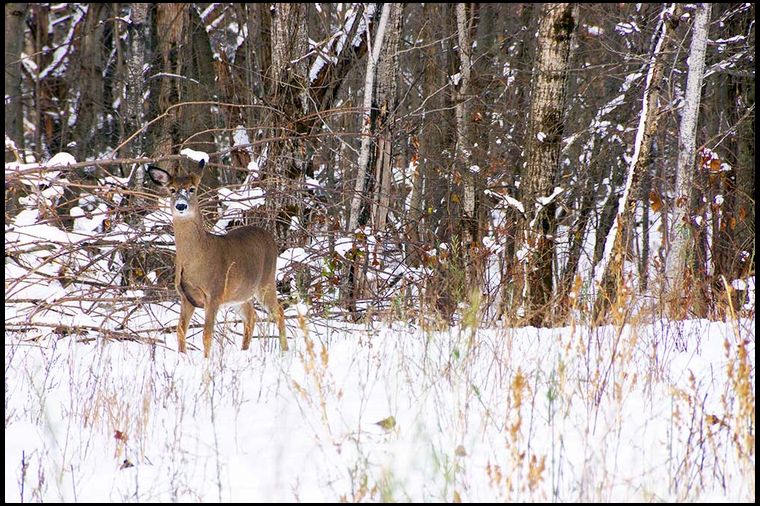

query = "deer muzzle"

[{"left": 173, "top": 190, "right": 191, "bottom": 216}]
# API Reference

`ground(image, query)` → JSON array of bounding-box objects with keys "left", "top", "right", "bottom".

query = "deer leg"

[
  {"left": 177, "top": 297, "right": 195, "bottom": 354},
  {"left": 240, "top": 301, "right": 257, "bottom": 351},
  {"left": 261, "top": 285, "right": 287, "bottom": 351},
  {"left": 202, "top": 298, "right": 220, "bottom": 359}
]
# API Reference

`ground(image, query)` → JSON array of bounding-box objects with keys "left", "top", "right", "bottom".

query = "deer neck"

[{"left": 172, "top": 213, "right": 211, "bottom": 262}]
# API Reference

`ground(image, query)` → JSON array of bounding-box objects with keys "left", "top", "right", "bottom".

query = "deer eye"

[
  {"left": 169, "top": 187, "right": 177, "bottom": 194},
  {"left": 188, "top": 187, "right": 196, "bottom": 194}
]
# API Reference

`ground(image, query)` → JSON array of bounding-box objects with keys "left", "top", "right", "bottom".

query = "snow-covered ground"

[{"left": 5, "top": 315, "right": 755, "bottom": 502}]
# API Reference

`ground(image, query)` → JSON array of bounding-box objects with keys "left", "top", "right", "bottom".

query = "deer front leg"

[{"left": 177, "top": 297, "right": 195, "bottom": 354}]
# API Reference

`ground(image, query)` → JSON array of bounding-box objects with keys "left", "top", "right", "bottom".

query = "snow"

[
  {"left": 46, "top": 151, "right": 77, "bottom": 167},
  {"left": 586, "top": 25, "right": 604, "bottom": 37},
  {"left": 179, "top": 148, "right": 210, "bottom": 164},
  {"left": 70, "top": 201, "right": 109, "bottom": 233},
  {"left": 308, "top": 4, "right": 377, "bottom": 84},
  {"left": 217, "top": 186, "right": 265, "bottom": 211},
  {"left": 535, "top": 186, "right": 563, "bottom": 207},
  {"left": 247, "top": 159, "right": 261, "bottom": 179},
  {"left": 233, "top": 125, "right": 250, "bottom": 148},
  {"left": 614, "top": 21, "right": 640, "bottom": 36},
  {"left": 487, "top": 190, "right": 525, "bottom": 216},
  {"left": 710, "top": 35, "right": 746, "bottom": 45},
  {"left": 5, "top": 317, "right": 754, "bottom": 502}
]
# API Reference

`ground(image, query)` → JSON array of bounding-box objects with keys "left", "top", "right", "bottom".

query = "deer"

[{"left": 147, "top": 158, "right": 288, "bottom": 358}]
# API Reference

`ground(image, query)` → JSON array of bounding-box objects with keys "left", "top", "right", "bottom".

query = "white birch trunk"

[
  {"left": 455, "top": 3, "right": 474, "bottom": 225},
  {"left": 348, "top": 3, "right": 390, "bottom": 233},
  {"left": 126, "top": 3, "right": 148, "bottom": 196},
  {"left": 665, "top": 3, "right": 711, "bottom": 291}
]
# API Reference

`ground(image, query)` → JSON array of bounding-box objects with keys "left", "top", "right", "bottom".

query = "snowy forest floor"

[{"left": 4, "top": 313, "right": 755, "bottom": 502}]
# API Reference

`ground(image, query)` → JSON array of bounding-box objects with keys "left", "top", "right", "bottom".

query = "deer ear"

[
  {"left": 194, "top": 159, "right": 206, "bottom": 184},
  {"left": 147, "top": 165, "right": 171, "bottom": 186}
]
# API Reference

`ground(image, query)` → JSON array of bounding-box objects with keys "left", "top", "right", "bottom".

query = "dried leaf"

[
  {"left": 649, "top": 190, "right": 663, "bottom": 212},
  {"left": 374, "top": 416, "right": 396, "bottom": 431}
]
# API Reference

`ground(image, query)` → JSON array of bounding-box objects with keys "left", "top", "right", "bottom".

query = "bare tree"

[{"left": 592, "top": 4, "right": 675, "bottom": 320}]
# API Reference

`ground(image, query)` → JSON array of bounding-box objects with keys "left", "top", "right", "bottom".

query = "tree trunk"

[
  {"left": 515, "top": 3, "right": 576, "bottom": 326},
  {"left": 343, "top": 4, "right": 392, "bottom": 316},
  {"left": 348, "top": 3, "right": 391, "bottom": 234},
  {"left": 418, "top": 3, "right": 453, "bottom": 250},
  {"left": 71, "top": 4, "right": 107, "bottom": 162},
  {"left": 455, "top": 3, "right": 475, "bottom": 245},
  {"left": 124, "top": 3, "right": 148, "bottom": 159},
  {"left": 151, "top": 4, "right": 215, "bottom": 168},
  {"left": 121, "top": 3, "right": 151, "bottom": 288},
  {"left": 5, "top": 3, "right": 27, "bottom": 162},
  {"left": 4, "top": 3, "right": 28, "bottom": 220},
  {"left": 371, "top": 3, "right": 403, "bottom": 234},
  {"left": 665, "top": 3, "right": 711, "bottom": 313}
]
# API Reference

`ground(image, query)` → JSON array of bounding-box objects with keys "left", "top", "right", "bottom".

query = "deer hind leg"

[
  {"left": 240, "top": 301, "right": 257, "bottom": 351},
  {"left": 177, "top": 297, "right": 195, "bottom": 354},
  {"left": 260, "top": 284, "right": 287, "bottom": 351},
  {"left": 202, "top": 297, "right": 220, "bottom": 359}
]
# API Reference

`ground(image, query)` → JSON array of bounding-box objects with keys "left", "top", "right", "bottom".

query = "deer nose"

[{"left": 175, "top": 202, "right": 187, "bottom": 212}]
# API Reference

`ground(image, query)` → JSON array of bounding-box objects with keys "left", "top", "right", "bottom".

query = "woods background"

[{"left": 5, "top": 3, "right": 755, "bottom": 333}]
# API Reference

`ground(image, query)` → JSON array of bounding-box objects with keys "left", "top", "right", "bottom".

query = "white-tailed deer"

[{"left": 147, "top": 159, "right": 288, "bottom": 357}]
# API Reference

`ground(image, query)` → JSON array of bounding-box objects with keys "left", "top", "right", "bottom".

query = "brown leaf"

[
  {"left": 649, "top": 190, "right": 663, "bottom": 212},
  {"left": 708, "top": 158, "right": 722, "bottom": 172}
]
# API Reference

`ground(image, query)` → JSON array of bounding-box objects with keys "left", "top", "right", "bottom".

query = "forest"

[
  {"left": 4, "top": 3, "right": 756, "bottom": 502},
  {"left": 5, "top": 3, "right": 755, "bottom": 327}
]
